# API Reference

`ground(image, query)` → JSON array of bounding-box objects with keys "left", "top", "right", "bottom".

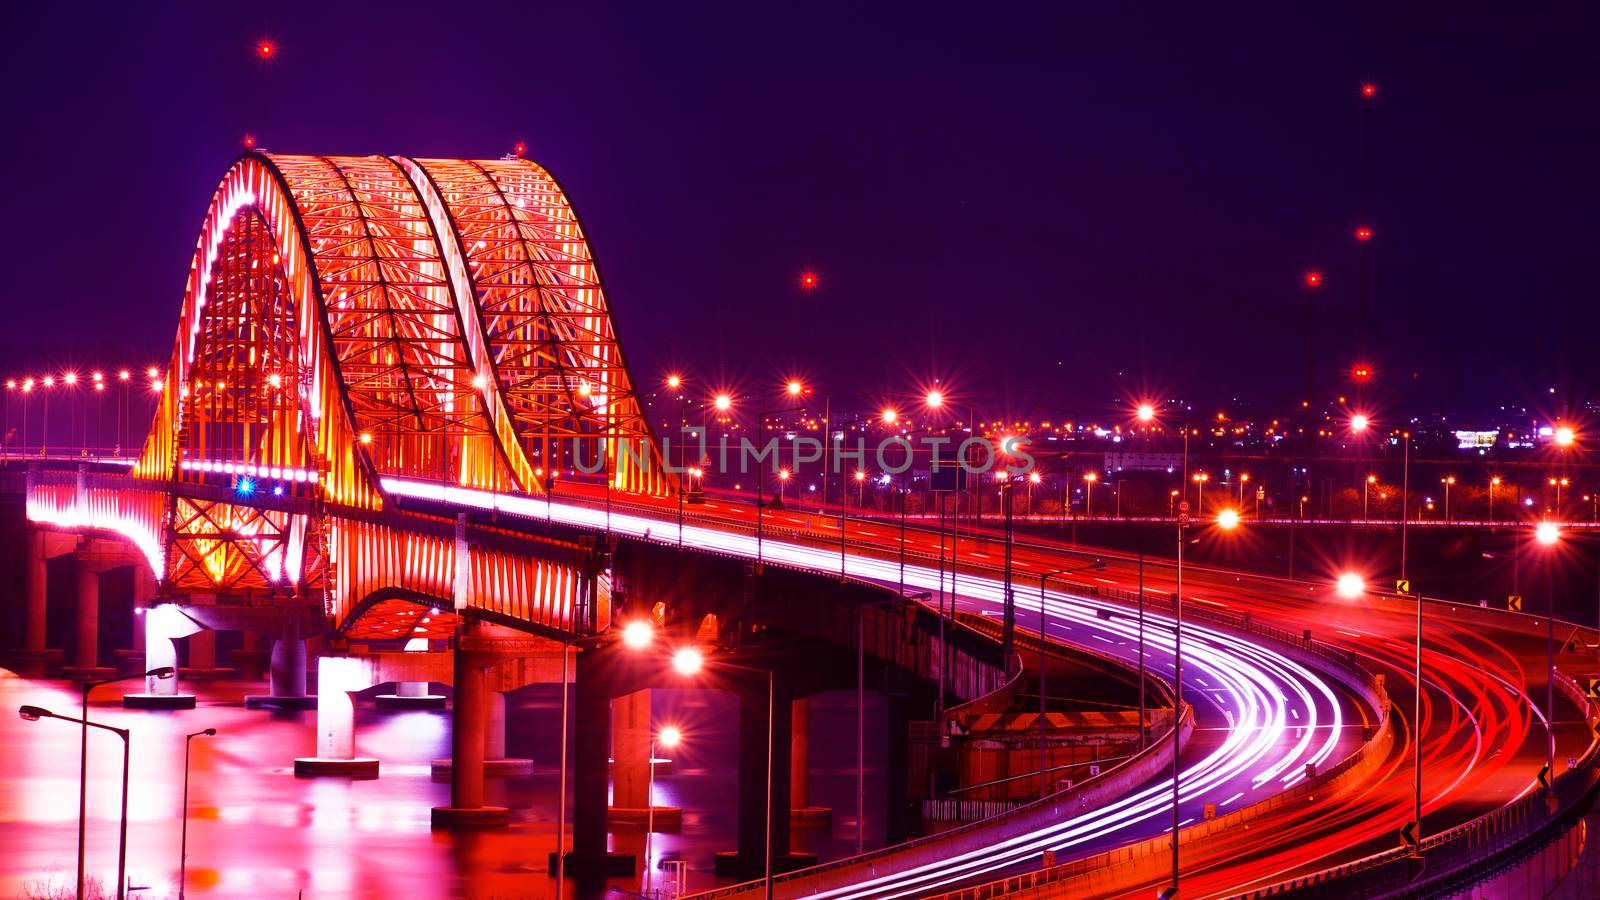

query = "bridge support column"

[
  {"left": 294, "top": 656, "right": 378, "bottom": 777},
  {"left": 431, "top": 689, "right": 533, "bottom": 775},
  {"left": 182, "top": 629, "right": 232, "bottom": 680},
  {"left": 124, "top": 604, "right": 198, "bottom": 709},
  {"left": 16, "top": 531, "right": 65, "bottom": 676},
  {"left": 377, "top": 638, "right": 447, "bottom": 710},
  {"left": 113, "top": 564, "right": 157, "bottom": 674},
  {"left": 62, "top": 563, "right": 114, "bottom": 680},
  {"left": 790, "top": 697, "right": 832, "bottom": 824},
  {"left": 246, "top": 619, "right": 316, "bottom": 710},
  {"left": 563, "top": 650, "right": 634, "bottom": 875},
  {"left": 607, "top": 689, "right": 682, "bottom": 829},
  {"left": 715, "top": 673, "right": 815, "bottom": 877},
  {"left": 432, "top": 628, "right": 510, "bottom": 828}
]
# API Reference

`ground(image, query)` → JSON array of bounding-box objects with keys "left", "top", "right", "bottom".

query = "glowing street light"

[
  {"left": 880, "top": 407, "right": 898, "bottom": 426},
  {"left": 1136, "top": 403, "right": 1156, "bottom": 423},
  {"left": 1215, "top": 508, "right": 1240, "bottom": 530},
  {"left": 665, "top": 374, "right": 682, "bottom": 390},
  {"left": 786, "top": 379, "right": 803, "bottom": 397},
  {"left": 1536, "top": 520, "right": 1561, "bottom": 546},
  {"left": 1336, "top": 572, "right": 1365, "bottom": 599},
  {"left": 644, "top": 724, "right": 683, "bottom": 897},
  {"left": 713, "top": 393, "right": 732, "bottom": 413},
  {"left": 1554, "top": 426, "right": 1576, "bottom": 448},
  {"left": 1350, "top": 414, "right": 1369, "bottom": 434},
  {"left": 672, "top": 647, "right": 704, "bottom": 676},
  {"left": 621, "top": 620, "right": 654, "bottom": 649}
]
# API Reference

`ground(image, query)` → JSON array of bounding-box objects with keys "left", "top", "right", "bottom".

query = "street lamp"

[
  {"left": 1490, "top": 476, "right": 1502, "bottom": 522},
  {"left": 1441, "top": 476, "right": 1456, "bottom": 522},
  {"left": 669, "top": 648, "right": 776, "bottom": 900},
  {"left": 179, "top": 728, "right": 217, "bottom": 900},
  {"left": 1037, "top": 562, "right": 1107, "bottom": 797},
  {"left": 643, "top": 725, "right": 682, "bottom": 897},
  {"left": 1084, "top": 472, "right": 1098, "bottom": 517},
  {"left": 1191, "top": 471, "right": 1208, "bottom": 515},
  {"left": 1534, "top": 521, "right": 1561, "bottom": 789},
  {"left": 71, "top": 668, "right": 174, "bottom": 900},
  {"left": 1335, "top": 572, "right": 1365, "bottom": 599},
  {"left": 19, "top": 703, "right": 136, "bottom": 900},
  {"left": 1364, "top": 475, "right": 1377, "bottom": 520}
]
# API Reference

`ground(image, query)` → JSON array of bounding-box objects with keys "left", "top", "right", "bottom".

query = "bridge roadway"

[
  {"left": 386, "top": 478, "right": 1589, "bottom": 898},
  {"left": 382, "top": 478, "right": 1369, "bottom": 896}
]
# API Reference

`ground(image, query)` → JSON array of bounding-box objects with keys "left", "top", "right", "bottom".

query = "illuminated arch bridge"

[{"left": 29, "top": 152, "right": 676, "bottom": 635}]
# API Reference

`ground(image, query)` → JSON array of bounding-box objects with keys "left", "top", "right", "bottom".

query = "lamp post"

[
  {"left": 853, "top": 596, "right": 902, "bottom": 854},
  {"left": 1490, "top": 476, "right": 1501, "bottom": 523},
  {"left": 1441, "top": 476, "right": 1455, "bottom": 522},
  {"left": 1535, "top": 521, "right": 1561, "bottom": 784},
  {"left": 74, "top": 668, "right": 173, "bottom": 900},
  {"left": 554, "top": 622, "right": 655, "bottom": 890},
  {"left": 1037, "top": 562, "right": 1106, "bottom": 797},
  {"left": 19, "top": 704, "right": 133, "bottom": 900},
  {"left": 643, "top": 725, "right": 682, "bottom": 898},
  {"left": 1365, "top": 475, "right": 1376, "bottom": 520},
  {"left": 670, "top": 648, "right": 776, "bottom": 900},
  {"left": 179, "top": 728, "right": 217, "bottom": 900},
  {"left": 1084, "top": 472, "right": 1097, "bottom": 517}
]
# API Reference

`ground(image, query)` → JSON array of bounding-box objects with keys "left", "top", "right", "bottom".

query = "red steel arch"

[{"left": 139, "top": 152, "right": 670, "bottom": 507}]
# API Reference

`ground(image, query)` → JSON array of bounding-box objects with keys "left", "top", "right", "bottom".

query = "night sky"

[{"left": 2, "top": 3, "right": 1595, "bottom": 421}]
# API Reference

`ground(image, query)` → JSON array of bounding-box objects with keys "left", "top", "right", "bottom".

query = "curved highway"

[{"left": 383, "top": 478, "right": 1375, "bottom": 897}]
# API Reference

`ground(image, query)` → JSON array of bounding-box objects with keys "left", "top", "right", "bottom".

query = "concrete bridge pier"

[
  {"left": 124, "top": 603, "right": 198, "bottom": 709},
  {"left": 431, "top": 689, "right": 533, "bottom": 775},
  {"left": 564, "top": 650, "right": 636, "bottom": 876},
  {"left": 609, "top": 689, "right": 683, "bottom": 829},
  {"left": 61, "top": 549, "right": 116, "bottom": 681},
  {"left": 791, "top": 697, "right": 832, "bottom": 824},
  {"left": 15, "top": 530, "right": 74, "bottom": 676},
  {"left": 113, "top": 564, "right": 157, "bottom": 674},
  {"left": 376, "top": 638, "right": 447, "bottom": 710},
  {"left": 246, "top": 619, "right": 316, "bottom": 710},
  {"left": 432, "top": 626, "right": 511, "bottom": 827},
  {"left": 714, "top": 671, "right": 817, "bottom": 878},
  {"left": 294, "top": 656, "right": 379, "bottom": 777}
]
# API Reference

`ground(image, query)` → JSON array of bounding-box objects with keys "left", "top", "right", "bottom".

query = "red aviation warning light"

[
  {"left": 243, "top": 134, "right": 256, "bottom": 150},
  {"left": 257, "top": 41, "right": 276, "bottom": 60},
  {"left": 1361, "top": 83, "right": 1377, "bottom": 98},
  {"left": 798, "top": 270, "right": 819, "bottom": 291},
  {"left": 1355, "top": 226, "right": 1373, "bottom": 241},
  {"left": 1304, "top": 271, "right": 1323, "bottom": 287},
  {"left": 514, "top": 142, "right": 526, "bottom": 156}
]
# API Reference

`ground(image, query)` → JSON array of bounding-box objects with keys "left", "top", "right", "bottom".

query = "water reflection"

[{"left": 0, "top": 673, "right": 883, "bottom": 898}]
